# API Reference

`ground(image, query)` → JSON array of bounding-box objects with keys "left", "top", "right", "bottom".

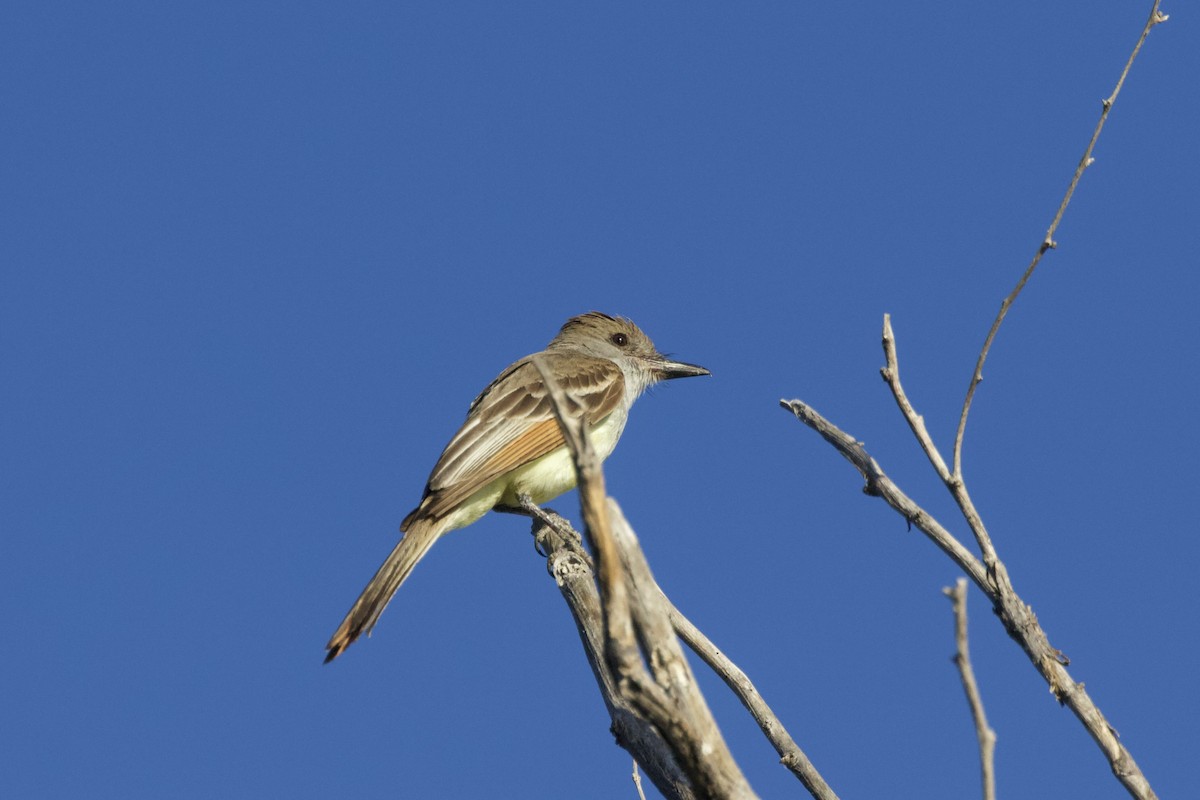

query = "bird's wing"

[{"left": 406, "top": 352, "right": 625, "bottom": 526}]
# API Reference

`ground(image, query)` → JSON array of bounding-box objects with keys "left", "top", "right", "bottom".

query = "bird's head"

[{"left": 549, "top": 312, "right": 710, "bottom": 386}]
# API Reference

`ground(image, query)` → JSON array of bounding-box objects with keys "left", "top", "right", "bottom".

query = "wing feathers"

[{"left": 408, "top": 353, "right": 624, "bottom": 524}]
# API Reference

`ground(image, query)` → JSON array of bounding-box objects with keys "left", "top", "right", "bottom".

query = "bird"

[{"left": 324, "top": 312, "right": 709, "bottom": 662}]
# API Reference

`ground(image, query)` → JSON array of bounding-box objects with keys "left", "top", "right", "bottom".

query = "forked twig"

[{"left": 882, "top": 317, "right": 999, "bottom": 566}]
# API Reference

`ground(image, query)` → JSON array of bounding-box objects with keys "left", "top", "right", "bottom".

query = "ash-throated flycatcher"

[{"left": 324, "top": 312, "right": 708, "bottom": 662}]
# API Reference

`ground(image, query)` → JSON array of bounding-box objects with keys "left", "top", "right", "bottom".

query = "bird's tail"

[{"left": 324, "top": 517, "right": 443, "bottom": 663}]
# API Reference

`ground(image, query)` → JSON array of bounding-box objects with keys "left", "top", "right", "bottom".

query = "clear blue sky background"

[{"left": 3, "top": 3, "right": 1195, "bottom": 798}]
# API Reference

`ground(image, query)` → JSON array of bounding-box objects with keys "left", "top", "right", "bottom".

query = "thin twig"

[
  {"left": 667, "top": 596, "right": 840, "bottom": 800},
  {"left": 880, "top": 314, "right": 952, "bottom": 485},
  {"left": 944, "top": 579, "right": 997, "bottom": 800},
  {"left": 952, "top": 0, "right": 1168, "bottom": 479},
  {"left": 633, "top": 761, "right": 648, "bottom": 800},
  {"left": 529, "top": 357, "right": 634, "bottom": 669}
]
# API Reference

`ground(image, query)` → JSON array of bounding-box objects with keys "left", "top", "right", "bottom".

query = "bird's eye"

[{"left": 610, "top": 332, "right": 628, "bottom": 347}]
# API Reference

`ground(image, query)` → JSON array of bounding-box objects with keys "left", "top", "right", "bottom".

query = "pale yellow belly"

[{"left": 440, "top": 409, "right": 628, "bottom": 533}]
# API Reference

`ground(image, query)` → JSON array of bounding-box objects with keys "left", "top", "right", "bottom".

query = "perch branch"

[
  {"left": 531, "top": 509, "right": 837, "bottom": 800},
  {"left": 528, "top": 509, "right": 696, "bottom": 800},
  {"left": 532, "top": 355, "right": 757, "bottom": 800}
]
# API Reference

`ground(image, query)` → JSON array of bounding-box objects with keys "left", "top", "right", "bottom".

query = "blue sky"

[{"left": 3, "top": 3, "right": 1196, "bottom": 798}]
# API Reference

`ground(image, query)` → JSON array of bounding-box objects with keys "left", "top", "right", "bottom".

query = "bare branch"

[
  {"left": 609, "top": 501, "right": 757, "bottom": 799},
  {"left": 943, "top": 578, "right": 996, "bottom": 800},
  {"left": 952, "top": 0, "right": 1168, "bottom": 478},
  {"left": 780, "top": 399, "right": 1159, "bottom": 800}
]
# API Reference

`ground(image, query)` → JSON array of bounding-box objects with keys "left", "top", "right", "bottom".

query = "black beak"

[{"left": 653, "top": 358, "right": 711, "bottom": 380}]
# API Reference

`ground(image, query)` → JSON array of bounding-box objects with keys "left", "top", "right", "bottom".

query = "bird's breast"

[{"left": 497, "top": 409, "right": 628, "bottom": 507}]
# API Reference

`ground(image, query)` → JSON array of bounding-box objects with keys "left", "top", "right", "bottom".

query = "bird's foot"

[{"left": 497, "top": 494, "right": 581, "bottom": 555}]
